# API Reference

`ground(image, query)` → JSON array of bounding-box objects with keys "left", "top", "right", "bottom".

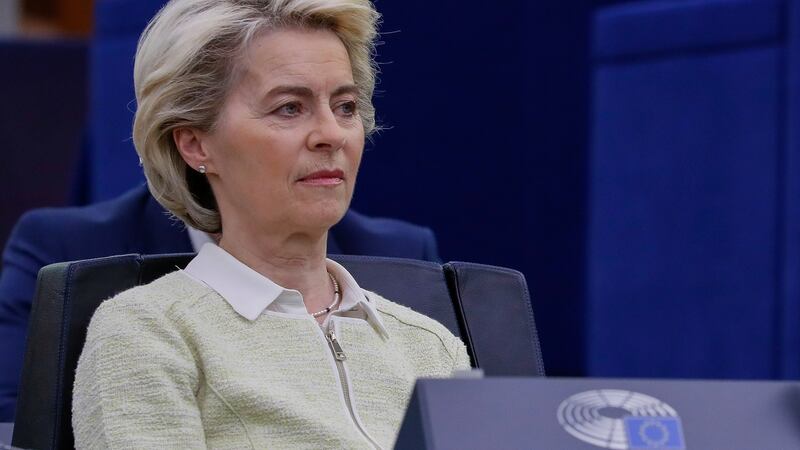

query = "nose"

[{"left": 306, "top": 107, "right": 346, "bottom": 152}]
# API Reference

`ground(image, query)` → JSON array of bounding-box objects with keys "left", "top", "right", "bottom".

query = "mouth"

[{"left": 297, "top": 169, "right": 345, "bottom": 186}]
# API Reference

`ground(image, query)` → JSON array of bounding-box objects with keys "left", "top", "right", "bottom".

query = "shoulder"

[
  {"left": 4, "top": 185, "right": 188, "bottom": 266},
  {"left": 338, "top": 209, "right": 435, "bottom": 243},
  {"left": 367, "top": 290, "right": 464, "bottom": 360},
  {"left": 332, "top": 209, "right": 440, "bottom": 261},
  {"left": 0, "top": 188, "right": 147, "bottom": 281},
  {"left": 28, "top": 184, "right": 150, "bottom": 225},
  {"left": 10, "top": 185, "right": 151, "bottom": 249},
  {"left": 83, "top": 272, "right": 219, "bottom": 366},
  {"left": 75, "top": 272, "right": 206, "bottom": 444},
  {"left": 89, "top": 271, "right": 209, "bottom": 331}
]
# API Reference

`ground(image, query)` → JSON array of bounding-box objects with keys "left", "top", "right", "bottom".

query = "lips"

[{"left": 298, "top": 169, "right": 345, "bottom": 186}]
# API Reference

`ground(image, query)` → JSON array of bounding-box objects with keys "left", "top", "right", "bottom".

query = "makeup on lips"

[{"left": 297, "top": 169, "right": 345, "bottom": 186}]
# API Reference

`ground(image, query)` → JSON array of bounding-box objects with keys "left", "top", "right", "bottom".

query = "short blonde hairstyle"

[{"left": 132, "top": 0, "right": 380, "bottom": 233}]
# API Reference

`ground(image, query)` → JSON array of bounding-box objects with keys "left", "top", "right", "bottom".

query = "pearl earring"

[{"left": 198, "top": 164, "right": 207, "bottom": 174}]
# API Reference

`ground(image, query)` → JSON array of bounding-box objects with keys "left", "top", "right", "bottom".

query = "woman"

[{"left": 72, "top": 0, "right": 470, "bottom": 448}]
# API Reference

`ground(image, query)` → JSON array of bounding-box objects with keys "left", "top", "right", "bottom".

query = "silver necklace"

[{"left": 311, "top": 272, "right": 340, "bottom": 318}]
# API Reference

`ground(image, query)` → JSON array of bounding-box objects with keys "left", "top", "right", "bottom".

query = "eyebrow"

[
  {"left": 264, "top": 85, "right": 314, "bottom": 99},
  {"left": 331, "top": 84, "right": 359, "bottom": 97},
  {"left": 263, "top": 84, "right": 359, "bottom": 100}
]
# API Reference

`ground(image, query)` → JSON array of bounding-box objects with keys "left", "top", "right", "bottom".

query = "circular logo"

[{"left": 556, "top": 389, "right": 679, "bottom": 449}]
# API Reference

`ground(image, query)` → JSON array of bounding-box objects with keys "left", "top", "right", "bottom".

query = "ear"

[{"left": 173, "top": 127, "right": 214, "bottom": 174}]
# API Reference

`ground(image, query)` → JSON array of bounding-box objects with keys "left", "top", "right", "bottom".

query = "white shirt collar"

[
  {"left": 187, "top": 227, "right": 214, "bottom": 252},
  {"left": 184, "top": 243, "right": 388, "bottom": 337}
]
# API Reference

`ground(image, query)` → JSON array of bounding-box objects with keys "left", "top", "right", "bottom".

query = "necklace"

[{"left": 311, "top": 272, "right": 340, "bottom": 318}]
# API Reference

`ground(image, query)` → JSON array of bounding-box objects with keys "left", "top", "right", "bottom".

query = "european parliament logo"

[{"left": 557, "top": 389, "right": 686, "bottom": 449}]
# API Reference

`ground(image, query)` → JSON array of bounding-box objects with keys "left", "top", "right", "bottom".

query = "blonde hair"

[{"left": 132, "top": 0, "right": 380, "bottom": 233}]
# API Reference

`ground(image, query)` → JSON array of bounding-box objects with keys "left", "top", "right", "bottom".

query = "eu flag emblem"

[{"left": 624, "top": 417, "right": 685, "bottom": 449}]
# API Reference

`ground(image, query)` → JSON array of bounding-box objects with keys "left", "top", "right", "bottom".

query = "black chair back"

[{"left": 13, "top": 253, "right": 544, "bottom": 450}]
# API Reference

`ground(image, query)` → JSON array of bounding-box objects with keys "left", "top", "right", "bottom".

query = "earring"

[{"left": 198, "top": 164, "right": 207, "bottom": 174}]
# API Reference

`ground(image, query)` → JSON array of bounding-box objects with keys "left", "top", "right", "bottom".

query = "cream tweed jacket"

[{"left": 72, "top": 271, "right": 470, "bottom": 449}]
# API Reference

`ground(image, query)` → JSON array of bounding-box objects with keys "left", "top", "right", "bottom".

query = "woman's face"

[{"left": 197, "top": 28, "right": 365, "bottom": 238}]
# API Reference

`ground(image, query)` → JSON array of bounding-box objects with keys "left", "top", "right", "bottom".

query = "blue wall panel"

[
  {"left": 590, "top": 47, "right": 782, "bottom": 377},
  {"left": 778, "top": 0, "right": 800, "bottom": 379},
  {"left": 588, "top": 0, "right": 797, "bottom": 379}
]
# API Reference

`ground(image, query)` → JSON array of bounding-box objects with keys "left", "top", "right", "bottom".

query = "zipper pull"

[{"left": 326, "top": 330, "right": 347, "bottom": 361}]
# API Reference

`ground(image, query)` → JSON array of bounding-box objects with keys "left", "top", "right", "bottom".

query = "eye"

[
  {"left": 274, "top": 101, "right": 303, "bottom": 117},
  {"left": 336, "top": 101, "right": 357, "bottom": 117}
]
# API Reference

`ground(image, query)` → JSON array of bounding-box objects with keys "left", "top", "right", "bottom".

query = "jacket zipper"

[{"left": 324, "top": 320, "right": 383, "bottom": 450}]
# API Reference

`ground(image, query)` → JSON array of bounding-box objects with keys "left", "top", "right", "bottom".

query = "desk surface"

[
  {"left": 397, "top": 377, "right": 800, "bottom": 450},
  {"left": 0, "top": 423, "right": 13, "bottom": 446}
]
